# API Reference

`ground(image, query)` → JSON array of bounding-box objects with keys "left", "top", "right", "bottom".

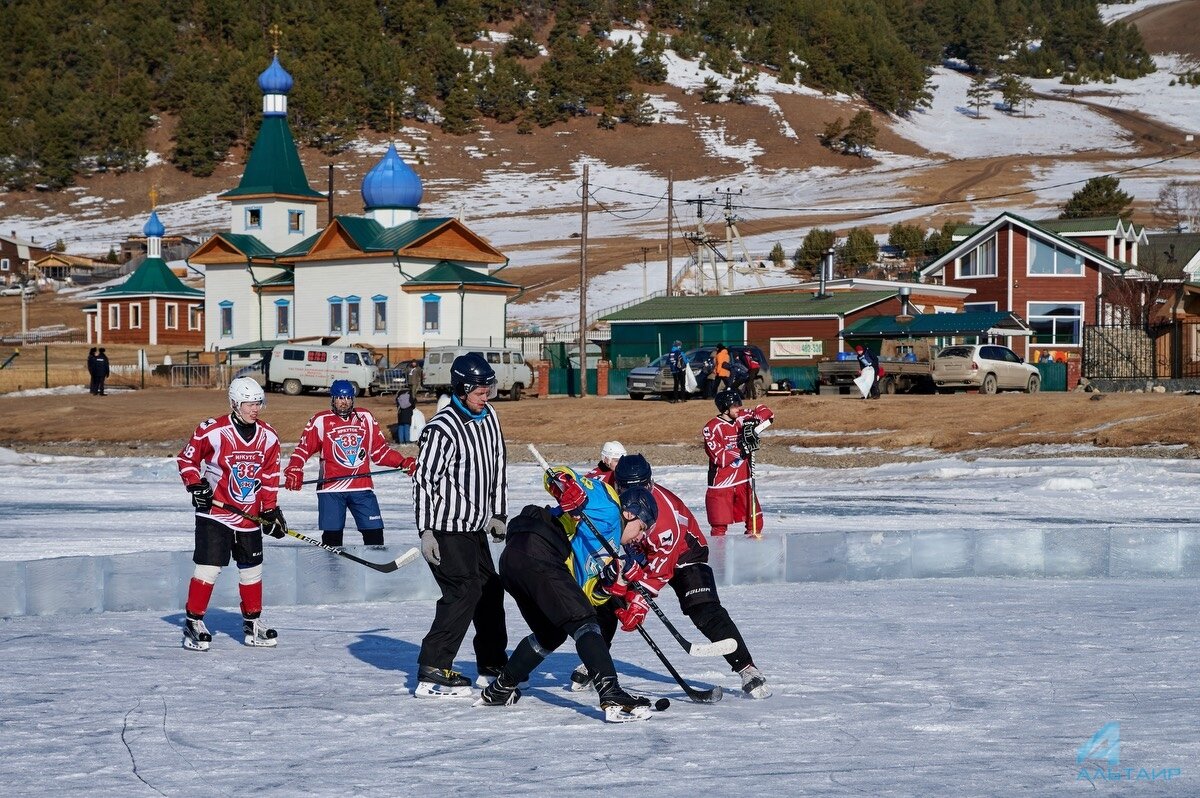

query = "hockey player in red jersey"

[
  {"left": 584, "top": 440, "right": 626, "bottom": 482},
  {"left": 572, "top": 449, "right": 770, "bottom": 699},
  {"left": 702, "top": 389, "right": 774, "bottom": 536},
  {"left": 176, "top": 377, "right": 287, "bottom": 651},
  {"left": 283, "top": 379, "right": 416, "bottom": 547}
]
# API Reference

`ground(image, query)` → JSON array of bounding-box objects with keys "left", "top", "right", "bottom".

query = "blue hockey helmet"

[
  {"left": 614, "top": 453, "right": 652, "bottom": 489},
  {"left": 330, "top": 379, "right": 356, "bottom": 416},
  {"left": 619, "top": 486, "right": 658, "bottom": 531}
]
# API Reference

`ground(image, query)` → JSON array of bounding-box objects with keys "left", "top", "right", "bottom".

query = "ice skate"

[
  {"left": 475, "top": 664, "right": 506, "bottom": 689},
  {"left": 182, "top": 617, "right": 212, "bottom": 652},
  {"left": 595, "top": 676, "right": 652, "bottom": 722},
  {"left": 414, "top": 665, "right": 474, "bottom": 699},
  {"left": 475, "top": 673, "right": 521, "bottom": 707},
  {"left": 739, "top": 664, "right": 771, "bottom": 699},
  {"left": 243, "top": 616, "right": 278, "bottom": 647},
  {"left": 568, "top": 664, "right": 595, "bottom": 692}
]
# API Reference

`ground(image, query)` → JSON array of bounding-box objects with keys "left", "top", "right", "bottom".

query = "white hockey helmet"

[
  {"left": 600, "top": 441, "right": 627, "bottom": 461},
  {"left": 229, "top": 377, "right": 265, "bottom": 409}
]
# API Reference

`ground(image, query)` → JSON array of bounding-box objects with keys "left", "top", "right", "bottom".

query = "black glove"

[
  {"left": 738, "top": 419, "right": 761, "bottom": 454},
  {"left": 187, "top": 482, "right": 213, "bottom": 513},
  {"left": 260, "top": 507, "right": 288, "bottom": 539}
]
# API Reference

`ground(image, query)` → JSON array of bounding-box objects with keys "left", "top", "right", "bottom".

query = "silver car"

[{"left": 932, "top": 344, "right": 1040, "bottom": 394}]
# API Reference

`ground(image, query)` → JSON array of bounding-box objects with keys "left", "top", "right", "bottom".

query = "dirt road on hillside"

[{"left": 4, "top": 389, "right": 1197, "bottom": 469}]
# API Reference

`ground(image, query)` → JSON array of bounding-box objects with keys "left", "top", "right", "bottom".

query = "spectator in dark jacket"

[
  {"left": 87, "top": 348, "right": 100, "bottom": 395},
  {"left": 94, "top": 348, "right": 111, "bottom": 395},
  {"left": 666, "top": 340, "right": 688, "bottom": 403},
  {"left": 854, "top": 344, "right": 881, "bottom": 400},
  {"left": 740, "top": 349, "right": 761, "bottom": 399}
]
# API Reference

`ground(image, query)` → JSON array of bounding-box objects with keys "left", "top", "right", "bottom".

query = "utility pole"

[
  {"left": 666, "top": 171, "right": 673, "bottom": 297},
  {"left": 640, "top": 247, "right": 651, "bottom": 297},
  {"left": 578, "top": 163, "right": 589, "bottom": 398}
]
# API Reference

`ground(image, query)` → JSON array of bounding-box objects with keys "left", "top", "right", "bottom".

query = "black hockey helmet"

[
  {"left": 715, "top": 388, "right": 743, "bottom": 414},
  {"left": 450, "top": 352, "right": 497, "bottom": 398},
  {"left": 614, "top": 453, "right": 652, "bottom": 489},
  {"left": 619, "top": 486, "right": 658, "bottom": 530}
]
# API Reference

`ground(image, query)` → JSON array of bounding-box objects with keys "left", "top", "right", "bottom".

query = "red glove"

[
  {"left": 615, "top": 592, "right": 649, "bottom": 632},
  {"left": 751, "top": 404, "right": 774, "bottom": 423},
  {"left": 550, "top": 472, "right": 588, "bottom": 515},
  {"left": 283, "top": 467, "right": 303, "bottom": 491},
  {"left": 402, "top": 456, "right": 417, "bottom": 477}
]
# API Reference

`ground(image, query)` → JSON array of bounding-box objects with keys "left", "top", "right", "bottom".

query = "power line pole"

[
  {"left": 666, "top": 171, "right": 673, "bottom": 297},
  {"left": 640, "top": 246, "right": 651, "bottom": 297},
  {"left": 578, "top": 163, "right": 589, "bottom": 398}
]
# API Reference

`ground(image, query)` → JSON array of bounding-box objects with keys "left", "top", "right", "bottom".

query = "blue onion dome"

[
  {"left": 142, "top": 210, "right": 165, "bottom": 238},
  {"left": 361, "top": 143, "right": 424, "bottom": 210},
  {"left": 257, "top": 55, "right": 294, "bottom": 95}
]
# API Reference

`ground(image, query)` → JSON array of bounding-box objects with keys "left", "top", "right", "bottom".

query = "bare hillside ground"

[{"left": 3, "top": 389, "right": 1197, "bottom": 468}]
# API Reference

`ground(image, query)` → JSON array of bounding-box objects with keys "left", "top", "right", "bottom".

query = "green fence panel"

[
  {"left": 609, "top": 368, "right": 632, "bottom": 395},
  {"left": 770, "top": 366, "right": 819, "bottom": 392},
  {"left": 547, "top": 368, "right": 598, "bottom": 396},
  {"left": 1035, "top": 361, "right": 1068, "bottom": 392}
]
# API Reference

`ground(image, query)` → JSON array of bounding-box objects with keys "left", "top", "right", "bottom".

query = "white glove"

[
  {"left": 420, "top": 530, "right": 440, "bottom": 566},
  {"left": 485, "top": 515, "right": 507, "bottom": 542}
]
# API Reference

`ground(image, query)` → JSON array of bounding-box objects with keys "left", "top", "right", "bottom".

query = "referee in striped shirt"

[{"left": 411, "top": 352, "right": 510, "bottom": 698}]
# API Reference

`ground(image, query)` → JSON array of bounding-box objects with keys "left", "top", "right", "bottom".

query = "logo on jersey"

[
  {"left": 224, "top": 452, "right": 265, "bottom": 502},
  {"left": 330, "top": 429, "right": 366, "bottom": 470}
]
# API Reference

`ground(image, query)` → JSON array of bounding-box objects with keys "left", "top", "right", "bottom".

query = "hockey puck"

[{"left": 654, "top": 698, "right": 670, "bottom": 711}]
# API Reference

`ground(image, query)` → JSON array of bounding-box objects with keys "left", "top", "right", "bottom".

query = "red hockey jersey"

[
  {"left": 632, "top": 482, "right": 709, "bottom": 596},
  {"left": 177, "top": 415, "right": 281, "bottom": 531},
  {"left": 703, "top": 416, "right": 750, "bottom": 489},
  {"left": 286, "top": 409, "right": 406, "bottom": 492}
]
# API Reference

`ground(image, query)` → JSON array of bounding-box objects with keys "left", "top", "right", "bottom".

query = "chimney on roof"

[
  {"left": 816, "top": 248, "right": 834, "bottom": 298},
  {"left": 896, "top": 285, "right": 914, "bottom": 323}
]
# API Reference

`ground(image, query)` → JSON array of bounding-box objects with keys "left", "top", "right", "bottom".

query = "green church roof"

[
  {"left": 97, "top": 258, "right": 203, "bottom": 298},
  {"left": 406, "top": 260, "right": 518, "bottom": 288},
  {"left": 220, "top": 116, "right": 324, "bottom": 201},
  {"left": 332, "top": 216, "right": 454, "bottom": 252},
  {"left": 603, "top": 291, "right": 895, "bottom": 322}
]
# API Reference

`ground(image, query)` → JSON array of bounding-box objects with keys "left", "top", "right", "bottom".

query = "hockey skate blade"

[
  {"left": 743, "top": 685, "right": 773, "bottom": 699},
  {"left": 688, "top": 637, "right": 738, "bottom": 657},
  {"left": 604, "top": 704, "right": 653, "bottom": 723},
  {"left": 182, "top": 636, "right": 210, "bottom": 652},
  {"left": 414, "top": 683, "right": 475, "bottom": 699},
  {"left": 689, "top": 685, "right": 723, "bottom": 703},
  {"left": 243, "top": 635, "right": 278, "bottom": 647}
]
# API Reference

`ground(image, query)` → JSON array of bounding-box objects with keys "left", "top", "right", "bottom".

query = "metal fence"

[{"left": 1083, "top": 321, "right": 1200, "bottom": 381}]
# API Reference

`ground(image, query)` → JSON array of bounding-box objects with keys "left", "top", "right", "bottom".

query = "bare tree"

[{"left": 1153, "top": 179, "right": 1200, "bottom": 232}]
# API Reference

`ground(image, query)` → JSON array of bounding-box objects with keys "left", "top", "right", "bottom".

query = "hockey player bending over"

[
  {"left": 703, "top": 389, "right": 774, "bottom": 536},
  {"left": 581, "top": 449, "right": 770, "bottom": 699},
  {"left": 176, "top": 377, "right": 288, "bottom": 651},
  {"left": 478, "top": 467, "right": 659, "bottom": 722},
  {"left": 283, "top": 379, "right": 416, "bottom": 547}
]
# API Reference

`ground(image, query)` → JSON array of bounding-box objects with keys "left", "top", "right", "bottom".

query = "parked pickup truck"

[{"left": 817, "top": 358, "right": 934, "bottom": 395}]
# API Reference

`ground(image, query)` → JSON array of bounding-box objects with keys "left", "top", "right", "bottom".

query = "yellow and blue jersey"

[{"left": 545, "top": 466, "right": 623, "bottom": 604}]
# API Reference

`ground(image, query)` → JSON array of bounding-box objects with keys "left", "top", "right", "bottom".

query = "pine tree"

[
  {"left": 819, "top": 118, "right": 844, "bottom": 149},
  {"left": 769, "top": 242, "right": 786, "bottom": 268},
  {"left": 888, "top": 223, "right": 925, "bottom": 262},
  {"left": 840, "top": 111, "right": 878, "bottom": 156},
  {"left": 966, "top": 74, "right": 993, "bottom": 118},
  {"left": 1060, "top": 176, "right": 1134, "bottom": 220},
  {"left": 840, "top": 227, "right": 879, "bottom": 273},
  {"left": 440, "top": 73, "right": 480, "bottom": 134},
  {"left": 996, "top": 73, "right": 1033, "bottom": 115},
  {"left": 793, "top": 229, "right": 836, "bottom": 276},
  {"left": 700, "top": 77, "right": 723, "bottom": 103}
]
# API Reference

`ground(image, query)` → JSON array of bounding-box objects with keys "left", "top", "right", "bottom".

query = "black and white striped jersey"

[{"left": 412, "top": 399, "right": 507, "bottom": 533}]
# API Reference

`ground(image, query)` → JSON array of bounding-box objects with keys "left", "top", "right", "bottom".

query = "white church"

[{"left": 189, "top": 53, "right": 520, "bottom": 359}]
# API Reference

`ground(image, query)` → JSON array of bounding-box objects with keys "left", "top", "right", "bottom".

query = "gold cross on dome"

[
  {"left": 388, "top": 102, "right": 396, "bottom": 136},
  {"left": 148, "top": 185, "right": 158, "bottom": 209},
  {"left": 269, "top": 24, "right": 281, "bottom": 55}
]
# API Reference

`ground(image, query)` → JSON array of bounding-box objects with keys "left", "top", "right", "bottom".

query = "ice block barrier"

[{"left": 3, "top": 529, "right": 1200, "bottom": 618}]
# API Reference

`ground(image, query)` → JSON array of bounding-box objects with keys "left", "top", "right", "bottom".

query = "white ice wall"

[{"left": 4, "top": 528, "right": 1199, "bottom": 618}]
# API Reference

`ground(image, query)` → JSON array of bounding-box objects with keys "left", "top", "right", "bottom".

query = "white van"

[
  {"left": 422, "top": 346, "right": 533, "bottom": 401},
  {"left": 265, "top": 344, "right": 380, "bottom": 396}
]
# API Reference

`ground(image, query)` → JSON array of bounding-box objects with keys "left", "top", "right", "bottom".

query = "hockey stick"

[
  {"left": 632, "top": 620, "right": 723, "bottom": 704},
  {"left": 302, "top": 465, "right": 411, "bottom": 487},
  {"left": 744, "top": 417, "right": 770, "bottom": 539},
  {"left": 213, "top": 501, "right": 420, "bottom": 574},
  {"left": 527, "top": 444, "right": 735, "bottom": 659}
]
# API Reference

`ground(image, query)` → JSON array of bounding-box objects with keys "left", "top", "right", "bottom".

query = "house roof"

[
  {"left": 842, "top": 311, "right": 1031, "bottom": 339},
  {"left": 332, "top": 216, "right": 462, "bottom": 252},
  {"left": 404, "top": 260, "right": 519, "bottom": 289},
  {"left": 954, "top": 216, "right": 1145, "bottom": 239},
  {"left": 219, "top": 116, "right": 325, "bottom": 201},
  {"left": 603, "top": 291, "right": 896, "bottom": 322},
  {"left": 1145, "top": 232, "right": 1200, "bottom": 278},
  {"left": 924, "top": 212, "right": 1129, "bottom": 279},
  {"left": 96, "top": 257, "right": 203, "bottom": 298},
  {"left": 206, "top": 232, "right": 282, "bottom": 260}
]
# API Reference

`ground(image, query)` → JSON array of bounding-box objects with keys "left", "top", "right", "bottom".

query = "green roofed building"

[
  {"left": 188, "top": 52, "right": 518, "bottom": 357},
  {"left": 85, "top": 210, "right": 205, "bottom": 346}
]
